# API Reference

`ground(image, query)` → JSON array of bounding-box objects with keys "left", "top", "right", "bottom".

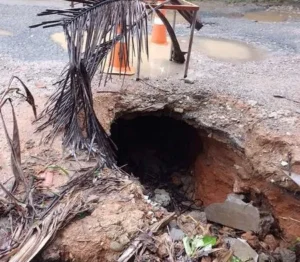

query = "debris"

[
  {"left": 170, "top": 227, "right": 185, "bottom": 241},
  {"left": 281, "top": 160, "right": 289, "bottom": 167},
  {"left": 263, "top": 234, "right": 279, "bottom": 251},
  {"left": 241, "top": 231, "right": 259, "bottom": 249},
  {"left": 274, "top": 247, "right": 296, "bottom": 262},
  {"left": 183, "top": 235, "right": 217, "bottom": 258},
  {"left": 201, "top": 256, "right": 212, "bottom": 262},
  {"left": 225, "top": 238, "right": 259, "bottom": 262},
  {"left": 205, "top": 194, "right": 261, "bottom": 232},
  {"left": 153, "top": 189, "right": 171, "bottom": 207},
  {"left": 283, "top": 170, "right": 300, "bottom": 187}
]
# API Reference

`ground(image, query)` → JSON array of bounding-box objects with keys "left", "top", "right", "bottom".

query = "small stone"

[
  {"left": 118, "top": 234, "right": 130, "bottom": 246},
  {"left": 188, "top": 210, "right": 207, "bottom": 224},
  {"left": 110, "top": 241, "right": 124, "bottom": 252},
  {"left": 268, "top": 112, "right": 278, "bottom": 119},
  {"left": 184, "top": 78, "right": 194, "bottom": 84},
  {"left": 225, "top": 238, "right": 258, "bottom": 262},
  {"left": 35, "top": 81, "right": 46, "bottom": 89},
  {"left": 248, "top": 100, "right": 258, "bottom": 106},
  {"left": 264, "top": 234, "right": 279, "bottom": 251},
  {"left": 275, "top": 247, "right": 296, "bottom": 262},
  {"left": 281, "top": 161, "right": 289, "bottom": 167},
  {"left": 258, "top": 253, "right": 273, "bottom": 262},
  {"left": 170, "top": 227, "right": 185, "bottom": 241},
  {"left": 174, "top": 107, "right": 184, "bottom": 113},
  {"left": 169, "top": 219, "right": 177, "bottom": 229},
  {"left": 153, "top": 189, "right": 171, "bottom": 207}
]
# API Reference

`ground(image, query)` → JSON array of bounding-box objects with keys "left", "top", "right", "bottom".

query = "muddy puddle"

[
  {"left": 181, "top": 36, "right": 265, "bottom": 62},
  {"left": 244, "top": 10, "right": 300, "bottom": 22},
  {"left": 50, "top": 33, "right": 264, "bottom": 78}
]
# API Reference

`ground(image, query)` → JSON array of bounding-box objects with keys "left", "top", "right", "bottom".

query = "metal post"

[
  {"left": 169, "top": 11, "right": 177, "bottom": 61},
  {"left": 184, "top": 10, "right": 197, "bottom": 78},
  {"left": 136, "top": 32, "right": 142, "bottom": 81}
]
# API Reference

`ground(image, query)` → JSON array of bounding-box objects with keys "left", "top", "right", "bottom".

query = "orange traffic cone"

[
  {"left": 110, "top": 27, "right": 134, "bottom": 75},
  {"left": 151, "top": 3, "right": 167, "bottom": 45}
]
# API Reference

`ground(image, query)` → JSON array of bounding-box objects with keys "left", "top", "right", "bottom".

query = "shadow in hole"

[{"left": 110, "top": 115, "right": 202, "bottom": 186}]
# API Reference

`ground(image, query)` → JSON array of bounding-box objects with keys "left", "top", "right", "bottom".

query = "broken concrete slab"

[
  {"left": 205, "top": 194, "right": 261, "bottom": 232},
  {"left": 225, "top": 238, "right": 258, "bottom": 262}
]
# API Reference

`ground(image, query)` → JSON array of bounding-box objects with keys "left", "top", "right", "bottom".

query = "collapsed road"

[{"left": 0, "top": 0, "right": 300, "bottom": 261}]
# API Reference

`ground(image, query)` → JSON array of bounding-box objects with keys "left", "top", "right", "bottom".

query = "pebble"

[
  {"left": 110, "top": 241, "right": 124, "bottom": 252},
  {"left": 184, "top": 78, "right": 195, "bottom": 84},
  {"left": 174, "top": 107, "right": 184, "bottom": 113},
  {"left": 153, "top": 189, "right": 171, "bottom": 207}
]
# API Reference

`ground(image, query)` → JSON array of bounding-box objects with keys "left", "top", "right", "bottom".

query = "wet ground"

[{"left": 0, "top": 0, "right": 300, "bottom": 113}]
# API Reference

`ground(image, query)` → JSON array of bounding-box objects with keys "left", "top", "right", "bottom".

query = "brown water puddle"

[
  {"left": 50, "top": 32, "right": 264, "bottom": 78},
  {"left": 0, "top": 29, "right": 13, "bottom": 36},
  {"left": 244, "top": 10, "right": 300, "bottom": 22},
  {"left": 181, "top": 37, "right": 264, "bottom": 62}
]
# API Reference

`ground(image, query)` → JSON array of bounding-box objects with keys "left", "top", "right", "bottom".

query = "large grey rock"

[
  {"left": 225, "top": 238, "right": 258, "bottom": 262},
  {"left": 205, "top": 194, "right": 260, "bottom": 232}
]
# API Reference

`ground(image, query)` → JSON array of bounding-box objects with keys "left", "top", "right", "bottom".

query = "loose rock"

[
  {"left": 225, "top": 238, "right": 258, "bottom": 262},
  {"left": 275, "top": 247, "right": 296, "bottom": 262},
  {"left": 184, "top": 78, "right": 195, "bottom": 84},
  {"left": 170, "top": 228, "right": 185, "bottom": 241},
  {"left": 205, "top": 194, "right": 260, "bottom": 232},
  {"left": 110, "top": 241, "right": 124, "bottom": 252},
  {"left": 153, "top": 189, "right": 171, "bottom": 207}
]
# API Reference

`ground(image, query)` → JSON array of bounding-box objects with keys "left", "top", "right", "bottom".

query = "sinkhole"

[
  {"left": 110, "top": 113, "right": 204, "bottom": 210},
  {"left": 110, "top": 114, "right": 202, "bottom": 185}
]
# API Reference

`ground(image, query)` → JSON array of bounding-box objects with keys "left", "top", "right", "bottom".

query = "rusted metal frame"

[
  {"left": 169, "top": 11, "right": 177, "bottom": 61},
  {"left": 184, "top": 9, "right": 197, "bottom": 78},
  {"left": 147, "top": 4, "right": 199, "bottom": 11},
  {"left": 137, "top": 2, "right": 199, "bottom": 80}
]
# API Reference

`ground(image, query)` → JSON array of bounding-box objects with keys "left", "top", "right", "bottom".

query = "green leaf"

[
  {"left": 183, "top": 235, "right": 217, "bottom": 257},
  {"left": 230, "top": 256, "right": 242, "bottom": 262}
]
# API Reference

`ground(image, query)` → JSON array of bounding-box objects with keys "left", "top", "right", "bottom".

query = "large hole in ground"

[{"left": 110, "top": 114, "right": 203, "bottom": 210}]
